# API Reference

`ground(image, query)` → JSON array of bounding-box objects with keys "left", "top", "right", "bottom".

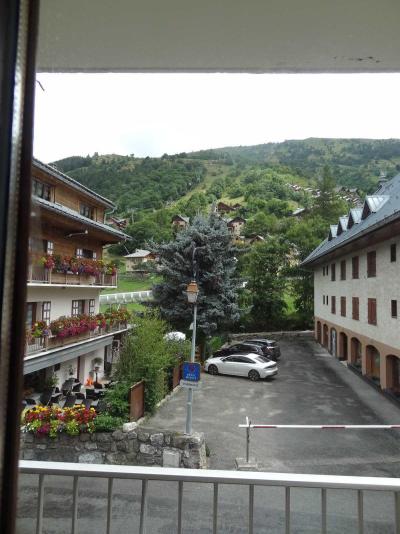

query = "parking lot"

[
  {"left": 148, "top": 337, "right": 400, "bottom": 475},
  {"left": 18, "top": 337, "right": 400, "bottom": 533}
]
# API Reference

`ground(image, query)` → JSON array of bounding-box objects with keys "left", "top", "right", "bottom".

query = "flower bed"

[
  {"left": 26, "top": 309, "right": 131, "bottom": 340},
  {"left": 39, "top": 254, "right": 117, "bottom": 276},
  {"left": 22, "top": 406, "right": 97, "bottom": 438}
]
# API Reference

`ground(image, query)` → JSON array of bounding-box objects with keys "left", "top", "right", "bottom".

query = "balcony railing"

[
  {"left": 26, "top": 322, "right": 128, "bottom": 355},
  {"left": 27, "top": 265, "right": 117, "bottom": 287},
  {"left": 19, "top": 460, "right": 400, "bottom": 534}
]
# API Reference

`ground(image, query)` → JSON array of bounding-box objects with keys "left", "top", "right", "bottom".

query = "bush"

[
  {"left": 113, "top": 311, "right": 190, "bottom": 414},
  {"left": 103, "top": 382, "right": 131, "bottom": 418},
  {"left": 93, "top": 414, "right": 125, "bottom": 432}
]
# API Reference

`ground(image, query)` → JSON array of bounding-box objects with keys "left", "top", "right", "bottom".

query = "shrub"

[
  {"left": 93, "top": 414, "right": 125, "bottom": 432},
  {"left": 103, "top": 382, "right": 131, "bottom": 418}
]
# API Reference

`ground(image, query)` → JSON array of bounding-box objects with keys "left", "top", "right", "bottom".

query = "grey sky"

[{"left": 34, "top": 73, "right": 400, "bottom": 163}]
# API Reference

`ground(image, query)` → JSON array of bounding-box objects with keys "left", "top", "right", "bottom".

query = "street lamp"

[{"left": 185, "top": 279, "right": 199, "bottom": 435}]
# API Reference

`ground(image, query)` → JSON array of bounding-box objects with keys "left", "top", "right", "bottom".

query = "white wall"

[
  {"left": 26, "top": 286, "right": 100, "bottom": 321},
  {"left": 314, "top": 235, "right": 400, "bottom": 350}
]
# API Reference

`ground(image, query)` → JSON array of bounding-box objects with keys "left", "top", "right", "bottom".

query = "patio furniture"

[
  {"left": 86, "top": 388, "right": 99, "bottom": 400},
  {"left": 72, "top": 382, "right": 82, "bottom": 393},
  {"left": 83, "top": 398, "right": 92, "bottom": 409},
  {"left": 24, "top": 398, "right": 37, "bottom": 406},
  {"left": 63, "top": 394, "right": 76, "bottom": 408},
  {"left": 74, "top": 392, "right": 85, "bottom": 405},
  {"left": 39, "top": 389, "right": 53, "bottom": 406}
]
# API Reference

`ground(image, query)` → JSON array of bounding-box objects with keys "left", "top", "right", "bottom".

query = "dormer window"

[
  {"left": 361, "top": 201, "right": 371, "bottom": 220},
  {"left": 328, "top": 225, "right": 338, "bottom": 241},
  {"left": 33, "top": 179, "right": 52, "bottom": 201},
  {"left": 80, "top": 202, "right": 94, "bottom": 219}
]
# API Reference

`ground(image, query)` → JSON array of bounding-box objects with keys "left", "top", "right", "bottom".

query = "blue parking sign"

[{"left": 182, "top": 362, "right": 201, "bottom": 382}]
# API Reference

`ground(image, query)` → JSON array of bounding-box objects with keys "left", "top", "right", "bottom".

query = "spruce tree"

[{"left": 150, "top": 213, "right": 240, "bottom": 339}]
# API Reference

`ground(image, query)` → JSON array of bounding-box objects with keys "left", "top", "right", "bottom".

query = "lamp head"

[{"left": 186, "top": 280, "right": 199, "bottom": 303}]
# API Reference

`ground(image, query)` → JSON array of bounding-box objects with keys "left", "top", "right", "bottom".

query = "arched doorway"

[
  {"left": 330, "top": 328, "right": 337, "bottom": 357},
  {"left": 323, "top": 324, "right": 328, "bottom": 348},
  {"left": 366, "top": 345, "right": 380, "bottom": 385},
  {"left": 339, "top": 332, "right": 348, "bottom": 361},
  {"left": 350, "top": 337, "right": 362, "bottom": 369},
  {"left": 316, "top": 321, "right": 322, "bottom": 343},
  {"left": 386, "top": 355, "right": 400, "bottom": 395}
]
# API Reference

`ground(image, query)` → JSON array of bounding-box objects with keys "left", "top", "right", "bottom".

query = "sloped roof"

[
  {"left": 33, "top": 196, "right": 128, "bottom": 240},
  {"left": 303, "top": 174, "right": 400, "bottom": 266},
  {"left": 33, "top": 159, "right": 114, "bottom": 208},
  {"left": 172, "top": 215, "right": 190, "bottom": 223},
  {"left": 337, "top": 216, "right": 348, "bottom": 235},
  {"left": 125, "top": 249, "right": 152, "bottom": 258}
]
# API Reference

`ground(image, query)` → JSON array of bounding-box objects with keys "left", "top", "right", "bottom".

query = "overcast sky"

[{"left": 34, "top": 73, "right": 400, "bottom": 163}]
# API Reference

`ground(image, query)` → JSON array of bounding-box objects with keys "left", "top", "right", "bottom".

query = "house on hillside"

[
  {"left": 25, "top": 159, "right": 128, "bottom": 394},
  {"left": 245, "top": 234, "right": 265, "bottom": 245},
  {"left": 125, "top": 249, "right": 157, "bottom": 271},
  {"left": 108, "top": 216, "right": 128, "bottom": 229},
  {"left": 216, "top": 201, "right": 235, "bottom": 214},
  {"left": 302, "top": 175, "right": 400, "bottom": 394},
  {"left": 171, "top": 214, "right": 190, "bottom": 230},
  {"left": 226, "top": 216, "right": 246, "bottom": 237},
  {"left": 291, "top": 207, "right": 309, "bottom": 218}
]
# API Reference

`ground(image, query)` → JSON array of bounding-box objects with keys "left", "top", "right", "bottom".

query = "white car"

[{"left": 204, "top": 353, "right": 278, "bottom": 381}]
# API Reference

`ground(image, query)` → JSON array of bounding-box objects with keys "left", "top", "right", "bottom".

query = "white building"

[{"left": 303, "top": 175, "right": 400, "bottom": 393}]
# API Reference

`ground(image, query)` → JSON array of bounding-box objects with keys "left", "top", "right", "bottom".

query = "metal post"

[
  {"left": 185, "top": 302, "right": 197, "bottom": 435},
  {"left": 246, "top": 418, "right": 251, "bottom": 463}
]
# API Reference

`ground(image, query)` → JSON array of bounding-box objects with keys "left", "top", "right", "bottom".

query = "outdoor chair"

[
  {"left": 72, "top": 382, "right": 82, "bottom": 392},
  {"left": 63, "top": 394, "right": 76, "bottom": 408},
  {"left": 86, "top": 388, "right": 99, "bottom": 400},
  {"left": 24, "top": 398, "right": 37, "bottom": 406},
  {"left": 74, "top": 392, "right": 85, "bottom": 405},
  {"left": 39, "top": 390, "right": 53, "bottom": 406}
]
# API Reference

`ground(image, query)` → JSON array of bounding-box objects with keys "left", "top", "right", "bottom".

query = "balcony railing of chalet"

[
  {"left": 27, "top": 265, "right": 117, "bottom": 287},
  {"left": 19, "top": 461, "right": 400, "bottom": 534},
  {"left": 26, "top": 322, "right": 128, "bottom": 355}
]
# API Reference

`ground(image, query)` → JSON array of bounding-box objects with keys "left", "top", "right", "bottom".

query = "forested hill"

[
  {"left": 53, "top": 139, "right": 400, "bottom": 214},
  {"left": 189, "top": 138, "right": 400, "bottom": 191}
]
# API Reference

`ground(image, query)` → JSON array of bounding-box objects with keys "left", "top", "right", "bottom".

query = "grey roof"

[
  {"left": 303, "top": 174, "right": 400, "bottom": 266},
  {"left": 172, "top": 215, "right": 190, "bottom": 223},
  {"left": 292, "top": 207, "right": 306, "bottom": 216},
  {"left": 33, "top": 196, "right": 129, "bottom": 240},
  {"left": 33, "top": 159, "right": 114, "bottom": 208},
  {"left": 125, "top": 249, "right": 151, "bottom": 258}
]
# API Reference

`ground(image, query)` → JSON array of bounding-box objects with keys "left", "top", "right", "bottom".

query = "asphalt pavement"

[{"left": 17, "top": 338, "right": 400, "bottom": 533}]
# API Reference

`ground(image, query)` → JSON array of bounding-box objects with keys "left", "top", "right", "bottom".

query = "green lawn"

[
  {"left": 102, "top": 274, "right": 161, "bottom": 294},
  {"left": 100, "top": 301, "right": 146, "bottom": 314}
]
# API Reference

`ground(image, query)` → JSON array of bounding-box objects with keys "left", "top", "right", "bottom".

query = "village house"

[
  {"left": 125, "top": 249, "right": 157, "bottom": 271},
  {"left": 24, "top": 160, "right": 129, "bottom": 395},
  {"left": 303, "top": 175, "right": 400, "bottom": 394},
  {"left": 216, "top": 201, "right": 235, "bottom": 214},
  {"left": 171, "top": 214, "right": 190, "bottom": 230},
  {"left": 226, "top": 216, "right": 246, "bottom": 237}
]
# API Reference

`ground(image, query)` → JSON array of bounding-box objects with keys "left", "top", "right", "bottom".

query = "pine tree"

[{"left": 150, "top": 214, "right": 240, "bottom": 338}]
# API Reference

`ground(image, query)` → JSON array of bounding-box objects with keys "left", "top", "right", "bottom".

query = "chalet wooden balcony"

[
  {"left": 25, "top": 322, "right": 128, "bottom": 356},
  {"left": 27, "top": 265, "right": 117, "bottom": 287}
]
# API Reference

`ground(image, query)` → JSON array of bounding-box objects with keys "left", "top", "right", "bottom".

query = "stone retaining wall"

[
  {"left": 229, "top": 330, "right": 314, "bottom": 341},
  {"left": 20, "top": 426, "right": 206, "bottom": 469}
]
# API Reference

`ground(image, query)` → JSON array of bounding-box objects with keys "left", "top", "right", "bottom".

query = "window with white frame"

[
  {"left": 89, "top": 299, "right": 95, "bottom": 315},
  {"left": 42, "top": 301, "right": 51, "bottom": 323}
]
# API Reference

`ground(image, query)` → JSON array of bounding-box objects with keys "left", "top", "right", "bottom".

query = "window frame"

[
  {"left": 340, "top": 260, "right": 346, "bottom": 281},
  {"left": 331, "top": 263, "right": 336, "bottom": 281},
  {"left": 42, "top": 301, "right": 51, "bottom": 323},
  {"left": 352, "top": 297, "right": 359, "bottom": 321},
  {"left": 331, "top": 296, "right": 336, "bottom": 314},
  {"left": 367, "top": 251, "right": 376, "bottom": 278},
  {"left": 352, "top": 256, "right": 359, "bottom": 279},
  {"left": 340, "top": 296, "right": 346, "bottom": 317},
  {"left": 391, "top": 299, "right": 398, "bottom": 319},
  {"left": 391, "top": 244, "right": 397, "bottom": 263},
  {"left": 368, "top": 298, "right": 377, "bottom": 325}
]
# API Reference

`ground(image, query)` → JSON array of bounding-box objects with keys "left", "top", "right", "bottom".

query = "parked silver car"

[{"left": 204, "top": 353, "right": 278, "bottom": 381}]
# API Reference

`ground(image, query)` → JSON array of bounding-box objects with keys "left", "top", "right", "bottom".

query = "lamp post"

[{"left": 185, "top": 279, "right": 199, "bottom": 435}]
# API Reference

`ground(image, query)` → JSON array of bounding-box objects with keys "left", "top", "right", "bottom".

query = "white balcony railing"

[{"left": 19, "top": 460, "right": 400, "bottom": 534}]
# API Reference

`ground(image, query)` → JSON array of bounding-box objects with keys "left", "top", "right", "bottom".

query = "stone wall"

[
  {"left": 20, "top": 426, "right": 206, "bottom": 469},
  {"left": 229, "top": 330, "right": 313, "bottom": 341}
]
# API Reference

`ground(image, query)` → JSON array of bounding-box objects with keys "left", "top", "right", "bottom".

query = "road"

[{"left": 17, "top": 338, "right": 400, "bottom": 533}]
